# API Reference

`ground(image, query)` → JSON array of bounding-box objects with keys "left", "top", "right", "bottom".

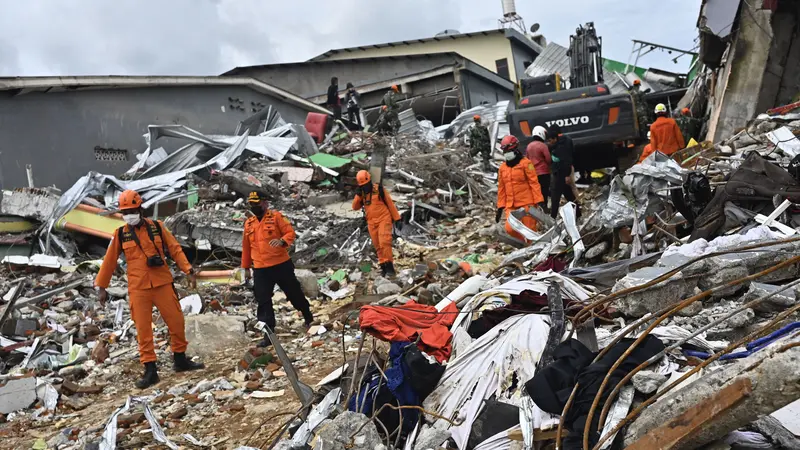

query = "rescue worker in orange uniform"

[
  {"left": 95, "top": 190, "right": 204, "bottom": 389},
  {"left": 650, "top": 103, "right": 685, "bottom": 156},
  {"left": 496, "top": 135, "right": 545, "bottom": 242},
  {"left": 352, "top": 170, "right": 402, "bottom": 277},
  {"left": 638, "top": 131, "right": 654, "bottom": 163},
  {"left": 241, "top": 192, "right": 314, "bottom": 347}
]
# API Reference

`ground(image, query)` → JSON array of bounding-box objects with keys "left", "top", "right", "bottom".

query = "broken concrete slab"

[
  {"left": 612, "top": 266, "right": 694, "bottom": 318},
  {"left": 745, "top": 282, "right": 798, "bottom": 313},
  {"left": 0, "top": 377, "right": 37, "bottom": 414},
  {"left": 306, "top": 193, "right": 342, "bottom": 207},
  {"left": 376, "top": 283, "right": 401, "bottom": 295},
  {"left": 0, "top": 188, "right": 59, "bottom": 222},
  {"left": 312, "top": 411, "right": 387, "bottom": 450},
  {"left": 624, "top": 333, "right": 800, "bottom": 449},
  {"left": 294, "top": 269, "right": 319, "bottom": 299},
  {"left": 185, "top": 314, "right": 248, "bottom": 357},
  {"left": 632, "top": 371, "right": 669, "bottom": 395}
]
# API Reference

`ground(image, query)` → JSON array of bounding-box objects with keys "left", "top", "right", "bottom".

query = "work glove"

[
  {"left": 552, "top": 155, "right": 561, "bottom": 163},
  {"left": 495, "top": 208, "right": 504, "bottom": 223}
]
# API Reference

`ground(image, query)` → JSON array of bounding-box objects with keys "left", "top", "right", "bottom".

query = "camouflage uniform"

[
  {"left": 630, "top": 87, "right": 650, "bottom": 139},
  {"left": 380, "top": 90, "right": 400, "bottom": 135},
  {"left": 469, "top": 123, "right": 492, "bottom": 170},
  {"left": 676, "top": 115, "right": 696, "bottom": 144}
]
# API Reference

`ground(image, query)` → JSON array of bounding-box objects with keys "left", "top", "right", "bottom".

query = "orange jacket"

[
  {"left": 352, "top": 184, "right": 401, "bottom": 223},
  {"left": 650, "top": 116, "right": 685, "bottom": 156},
  {"left": 241, "top": 210, "right": 296, "bottom": 269},
  {"left": 497, "top": 157, "right": 544, "bottom": 209},
  {"left": 95, "top": 219, "right": 192, "bottom": 290},
  {"left": 638, "top": 143, "right": 655, "bottom": 163}
]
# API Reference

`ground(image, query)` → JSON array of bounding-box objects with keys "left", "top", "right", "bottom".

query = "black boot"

[
  {"left": 135, "top": 362, "right": 160, "bottom": 389},
  {"left": 385, "top": 262, "right": 396, "bottom": 278},
  {"left": 173, "top": 352, "right": 205, "bottom": 372},
  {"left": 257, "top": 334, "right": 273, "bottom": 348},
  {"left": 380, "top": 262, "right": 388, "bottom": 277}
]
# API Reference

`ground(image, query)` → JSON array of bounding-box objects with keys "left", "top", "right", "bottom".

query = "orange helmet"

[
  {"left": 500, "top": 135, "right": 519, "bottom": 152},
  {"left": 356, "top": 170, "right": 372, "bottom": 186},
  {"left": 119, "top": 190, "right": 142, "bottom": 210},
  {"left": 391, "top": 85, "right": 399, "bottom": 92},
  {"left": 633, "top": 79, "right": 641, "bottom": 86},
  {"left": 682, "top": 107, "right": 690, "bottom": 115},
  {"left": 473, "top": 115, "right": 481, "bottom": 122}
]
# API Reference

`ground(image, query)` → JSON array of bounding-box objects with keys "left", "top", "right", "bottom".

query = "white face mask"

[
  {"left": 504, "top": 152, "right": 517, "bottom": 161},
  {"left": 123, "top": 214, "right": 141, "bottom": 226}
]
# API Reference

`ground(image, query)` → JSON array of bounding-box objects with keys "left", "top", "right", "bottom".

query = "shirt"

[
  {"left": 526, "top": 141, "right": 552, "bottom": 175},
  {"left": 241, "top": 210, "right": 296, "bottom": 269}
]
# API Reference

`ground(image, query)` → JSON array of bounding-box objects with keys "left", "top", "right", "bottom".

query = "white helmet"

[
  {"left": 532, "top": 126, "right": 547, "bottom": 141},
  {"left": 654, "top": 103, "right": 667, "bottom": 114}
]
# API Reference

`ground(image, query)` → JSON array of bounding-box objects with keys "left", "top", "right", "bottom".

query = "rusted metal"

[{"left": 624, "top": 379, "right": 753, "bottom": 450}]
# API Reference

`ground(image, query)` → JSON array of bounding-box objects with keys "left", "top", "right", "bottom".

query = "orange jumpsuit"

[
  {"left": 241, "top": 210, "right": 295, "bottom": 269},
  {"left": 95, "top": 219, "right": 192, "bottom": 364},
  {"left": 353, "top": 184, "right": 401, "bottom": 264},
  {"left": 638, "top": 143, "right": 655, "bottom": 163},
  {"left": 650, "top": 116, "right": 686, "bottom": 156},
  {"left": 498, "top": 157, "right": 545, "bottom": 242}
]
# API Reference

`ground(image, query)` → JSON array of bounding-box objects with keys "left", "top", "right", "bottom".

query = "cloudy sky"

[{"left": 0, "top": 0, "right": 701, "bottom": 77}]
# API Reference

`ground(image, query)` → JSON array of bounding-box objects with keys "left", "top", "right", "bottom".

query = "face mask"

[
  {"left": 123, "top": 214, "right": 141, "bottom": 226},
  {"left": 504, "top": 152, "right": 517, "bottom": 161},
  {"left": 250, "top": 205, "right": 264, "bottom": 216}
]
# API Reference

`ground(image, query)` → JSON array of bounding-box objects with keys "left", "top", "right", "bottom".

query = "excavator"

[{"left": 508, "top": 23, "right": 642, "bottom": 172}]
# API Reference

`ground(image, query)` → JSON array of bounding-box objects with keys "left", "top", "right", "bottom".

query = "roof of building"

[
  {"left": 0, "top": 75, "right": 330, "bottom": 115},
  {"left": 222, "top": 52, "right": 465, "bottom": 76},
  {"left": 308, "top": 28, "right": 543, "bottom": 62}
]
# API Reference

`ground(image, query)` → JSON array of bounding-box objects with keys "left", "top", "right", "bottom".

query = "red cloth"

[
  {"left": 359, "top": 300, "right": 458, "bottom": 363},
  {"left": 526, "top": 141, "right": 552, "bottom": 175}
]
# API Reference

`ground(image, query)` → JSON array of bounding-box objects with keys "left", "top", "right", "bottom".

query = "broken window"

[
  {"left": 496, "top": 58, "right": 510, "bottom": 80},
  {"left": 93, "top": 146, "right": 129, "bottom": 162}
]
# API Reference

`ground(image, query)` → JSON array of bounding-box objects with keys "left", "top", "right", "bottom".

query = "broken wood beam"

[{"left": 624, "top": 334, "right": 800, "bottom": 449}]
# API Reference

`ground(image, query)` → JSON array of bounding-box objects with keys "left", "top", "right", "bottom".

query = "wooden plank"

[{"left": 625, "top": 379, "right": 753, "bottom": 450}]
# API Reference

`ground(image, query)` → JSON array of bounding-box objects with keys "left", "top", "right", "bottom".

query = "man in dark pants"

[
  {"left": 546, "top": 124, "right": 578, "bottom": 218},
  {"left": 241, "top": 192, "right": 314, "bottom": 346},
  {"left": 345, "top": 82, "right": 361, "bottom": 127},
  {"left": 326, "top": 77, "right": 341, "bottom": 122}
]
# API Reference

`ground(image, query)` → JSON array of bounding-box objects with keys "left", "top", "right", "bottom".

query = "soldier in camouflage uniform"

[
  {"left": 677, "top": 107, "right": 697, "bottom": 144},
  {"left": 630, "top": 80, "right": 650, "bottom": 139},
  {"left": 380, "top": 85, "right": 401, "bottom": 135},
  {"left": 469, "top": 115, "right": 492, "bottom": 170}
]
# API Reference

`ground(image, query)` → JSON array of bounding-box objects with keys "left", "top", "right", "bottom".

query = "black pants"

[
  {"left": 550, "top": 172, "right": 577, "bottom": 218},
  {"left": 332, "top": 105, "right": 342, "bottom": 122},
  {"left": 348, "top": 107, "right": 362, "bottom": 126},
  {"left": 253, "top": 260, "right": 313, "bottom": 330},
  {"left": 538, "top": 174, "right": 551, "bottom": 209}
]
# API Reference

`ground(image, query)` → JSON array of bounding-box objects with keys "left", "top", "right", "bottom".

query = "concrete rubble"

[{"left": 6, "top": 39, "right": 800, "bottom": 450}]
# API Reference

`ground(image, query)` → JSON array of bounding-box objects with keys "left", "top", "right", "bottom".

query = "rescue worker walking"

[
  {"left": 546, "top": 124, "right": 578, "bottom": 218},
  {"left": 468, "top": 115, "right": 491, "bottom": 171},
  {"left": 630, "top": 80, "right": 650, "bottom": 139},
  {"left": 241, "top": 192, "right": 314, "bottom": 347},
  {"left": 650, "top": 103, "right": 686, "bottom": 156},
  {"left": 352, "top": 170, "right": 401, "bottom": 277},
  {"left": 496, "top": 135, "right": 544, "bottom": 242},
  {"left": 95, "top": 190, "right": 204, "bottom": 389},
  {"left": 526, "top": 125, "right": 552, "bottom": 209}
]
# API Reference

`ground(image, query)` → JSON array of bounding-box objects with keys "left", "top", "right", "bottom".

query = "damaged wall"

[
  {"left": 0, "top": 85, "right": 310, "bottom": 190},
  {"left": 707, "top": 0, "right": 800, "bottom": 141}
]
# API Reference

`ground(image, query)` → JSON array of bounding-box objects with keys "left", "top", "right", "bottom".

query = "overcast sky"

[{"left": 0, "top": 0, "right": 701, "bottom": 77}]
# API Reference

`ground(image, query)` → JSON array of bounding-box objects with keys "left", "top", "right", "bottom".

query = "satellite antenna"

[{"left": 530, "top": 23, "right": 540, "bottom": 34}]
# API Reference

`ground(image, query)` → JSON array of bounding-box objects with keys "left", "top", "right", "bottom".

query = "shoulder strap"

[{"left": 152, "top": 220, "right": 171, "bottom": 259}]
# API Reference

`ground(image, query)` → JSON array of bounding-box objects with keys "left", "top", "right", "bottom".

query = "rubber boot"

[
  {"left": 173, "top": 352, "right": 205, "bottom": 372},
  {"left": 135, "top": 362, "right": 160, "bottom": 389},
  {"left": 257, "top": 334, "right": 273, "bottom": 348},
  {"left": 380, "top": 262, "right": 388, "bottom": 277},
  {"left": 385, "top": 262, "right": 397, "bottom": 278}
]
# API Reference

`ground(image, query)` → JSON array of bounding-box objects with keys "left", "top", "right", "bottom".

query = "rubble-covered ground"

[{"left": 7, "top": 101, "right": 800, "bottom": 450}]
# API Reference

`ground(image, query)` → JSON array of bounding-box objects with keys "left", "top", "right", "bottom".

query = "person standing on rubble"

[
  {"left": 380, "top": 85, "right": 401, "bottom": 134},
  {"left": 353, "top": 170, "right": 402, "bottom": 277},
  {"left": 95, "top": 190, "right": 204, "bottom": 389},
  {"left": 469, "top": 115, "right": 492, "bottom": 171},
  {"left": 546, "top": 124, "right": 579, "bottom": 218},
  {"left": 629, "top": 80, "right": 650, "bottom": 139},
  {"left": 526, "top": 125, "right": 552, "bottom": 209},
  {"left": 650, "top": 103, "right": 686, "bottom": 156},
  {"left": 677, "top": 107, "right": 696, "bottom": 144},
  {"left": 326, "top": 77, "right": 342, "bottom": 122},
  {"left": 241, "top": 192, "right": 314, "bottom": 347},
  {"left": 345, "top": 82, "right": 362, "bottom": 127},
  {"left": 496, "top": 135, "right": 545, "bottom": 242}
]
